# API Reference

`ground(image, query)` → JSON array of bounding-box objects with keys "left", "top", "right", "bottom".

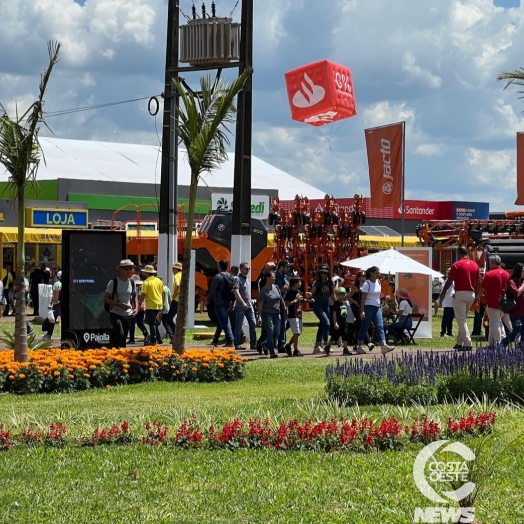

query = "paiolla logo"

[
  {"left": 292, "top": 73, "right": 326, "bottom": 108},
  {"left": 83, "top": 332, "right": 111, "bottom": 344},
  {"left": 412, "top": 440, "right": 476, "bottom": 523}
]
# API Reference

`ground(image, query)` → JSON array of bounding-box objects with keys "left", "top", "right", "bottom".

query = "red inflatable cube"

[{"left": 284, "top": 60, "right": 357, "bottom": 126}]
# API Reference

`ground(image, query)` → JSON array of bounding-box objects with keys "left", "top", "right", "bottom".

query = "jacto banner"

[
  {"left": 365, "top": 122, "right": 404, "bottom": 209},
  {"left": 516, "top": 133, "right": 524, "bottom": 205}
]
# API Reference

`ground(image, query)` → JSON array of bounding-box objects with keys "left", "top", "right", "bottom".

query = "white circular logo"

[
  {"left": 382, "top": 182, "right": 393, "bottom": 195},
  {"left": 217, "top": 223, "right": 226, "bottom": 232},
  {"left": 413, "top": 440, "right": 476, "bottom": 504}
]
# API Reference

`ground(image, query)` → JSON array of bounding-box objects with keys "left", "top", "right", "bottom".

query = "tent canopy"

[
  {"left": 27, "top": 137, "right": 328, "bottom": 201},
  {"left": 341, "top": 248, "right": 441, "bottom": 277}
]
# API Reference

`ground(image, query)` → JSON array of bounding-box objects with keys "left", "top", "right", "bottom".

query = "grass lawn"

[{"left": 1, "top": 359, "right": 524, "bottom": 523}]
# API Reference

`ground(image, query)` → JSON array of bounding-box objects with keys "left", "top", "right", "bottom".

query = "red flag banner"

[
  {"left": 365, "top": 122, "right": 404, "bottom": 209},
  {"left": 516, "top": 132, "right": 524, "bottom": 205}
]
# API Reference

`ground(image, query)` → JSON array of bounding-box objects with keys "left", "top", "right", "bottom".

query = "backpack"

[
  {"left": 218, "top": 272, "right": 234, "bottom": 303},
  {"left": 104, "top": 278, "right": 135, "bottom": 313}
]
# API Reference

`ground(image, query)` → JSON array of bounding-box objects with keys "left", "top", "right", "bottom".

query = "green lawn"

[{"left": 0, "top": 359, "right": 523, "bottom": 524}]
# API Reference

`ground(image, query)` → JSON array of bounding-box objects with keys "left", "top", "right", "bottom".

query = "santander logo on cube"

[{"left": 292, "top": 73, "right": 326, "bottom": 108}]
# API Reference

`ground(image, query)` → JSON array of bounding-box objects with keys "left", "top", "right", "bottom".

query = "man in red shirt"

[
  {"left": 481, "top": 255, "right": 511, "bottom": 346},
  {"left": 440, "top": 246, "right": 480, "bottom": 351}
]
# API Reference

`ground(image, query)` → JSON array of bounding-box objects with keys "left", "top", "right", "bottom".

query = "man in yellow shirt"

[
  {"left": 164, "top": 262, "right": 182, "bottom": 342},
  {"left": 139, "top": 265, "right": 165, "bottom": 345}
]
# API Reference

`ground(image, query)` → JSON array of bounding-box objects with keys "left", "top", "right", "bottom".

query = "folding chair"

[{"left": 396, "top": 313, "right": 424, "bottom": 345}]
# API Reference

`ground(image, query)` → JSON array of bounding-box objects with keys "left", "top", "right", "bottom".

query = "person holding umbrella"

[{"left": 355, "top": 266, "right": 395, "bottom": 355}]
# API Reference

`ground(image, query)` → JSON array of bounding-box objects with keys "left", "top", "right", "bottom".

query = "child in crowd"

[
  {"left": 325, "top": 287, "right": 355, "bottom": 356},
  {"left": 284, "top": 276, "right": 304, "bottom": 357}
]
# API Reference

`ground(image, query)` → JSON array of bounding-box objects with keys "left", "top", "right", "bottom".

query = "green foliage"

[
  {"left": 326, "top": 376, "right": 438, "bottom": 406},
  {"left": 0, "top": 359, "right": 522, "bottom": 523},
  {"left": 0, "top": 329, "right": 51, "bottom": 351}
]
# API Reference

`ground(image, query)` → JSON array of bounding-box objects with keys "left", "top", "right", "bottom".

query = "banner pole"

[{"left": 401, "top": 121, "right": 406, "bottom": 247}]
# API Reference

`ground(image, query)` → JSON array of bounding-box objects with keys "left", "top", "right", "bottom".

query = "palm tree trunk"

[
  {"left": 14, "top": 191, "right": 28, "bottom": 362},
  {"left": 172, "top": 170, "right": 199, "bottom": 355}
]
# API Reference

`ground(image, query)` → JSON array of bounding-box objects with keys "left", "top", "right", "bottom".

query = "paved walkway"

[{"left": 0, "top": 314, "right": 457, "bottom": 360}]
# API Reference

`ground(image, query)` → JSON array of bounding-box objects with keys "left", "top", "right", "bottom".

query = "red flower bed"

[{"left": 0, "top": 411, "right": 496, "bottom": 453}]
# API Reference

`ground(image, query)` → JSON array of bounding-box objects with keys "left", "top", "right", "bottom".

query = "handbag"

[
  {"left": 500, "top": 293, "right": 516, "bottom": 314},
  {"left": 47, "top": 309, "right": 56, "bottom": 324}
]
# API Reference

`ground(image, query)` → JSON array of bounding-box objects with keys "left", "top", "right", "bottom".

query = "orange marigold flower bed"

[{"left": 0, "top": 347, "right": 247, "bottom": 395}]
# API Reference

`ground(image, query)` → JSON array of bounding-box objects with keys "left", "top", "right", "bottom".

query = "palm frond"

[
  {"left": 497, "top": 68, "right": 524, "bottom": 100},
  {"left": 173, "top": 68, "right": 252, "bottom": 177}
]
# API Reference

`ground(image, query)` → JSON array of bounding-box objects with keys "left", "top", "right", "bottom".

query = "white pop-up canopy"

[{"left": 340, "top": 248, "right": 442, "bottom": 277}]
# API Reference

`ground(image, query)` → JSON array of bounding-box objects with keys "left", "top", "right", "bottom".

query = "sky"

[{"left": 2, "top": 0, "right": 524, "bottom": 212}]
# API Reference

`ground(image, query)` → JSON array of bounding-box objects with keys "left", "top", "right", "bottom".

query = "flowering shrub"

[
  {"left": 326, "top": 348, "right": 524, "bottom": 405},
  {"left": 0, "top": 412, "right": 496, "bottom": 453},
  {"left": 0, "top": 347, "right": 247, "bottom": 394},
  {"left": 85, "top": 421, "right": 133, "bottom": 446}
]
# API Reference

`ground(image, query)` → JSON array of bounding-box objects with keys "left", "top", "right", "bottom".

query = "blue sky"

[{"left": 3, "top": 0, "right": 524, "bottom": 212}]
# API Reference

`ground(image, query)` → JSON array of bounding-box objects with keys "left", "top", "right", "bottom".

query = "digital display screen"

[{"left": 63, "top": 231, "right": 126, "bottom": 331}]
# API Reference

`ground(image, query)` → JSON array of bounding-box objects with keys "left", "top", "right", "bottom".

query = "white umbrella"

[{"left": 340, "top": 248, "right": 442, "bottom": 277}]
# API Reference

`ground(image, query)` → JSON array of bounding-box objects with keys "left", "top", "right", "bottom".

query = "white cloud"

[
  {"left": 4, "top": 0, "right": 524, "bottom": 211},
  {"left": 414, "top": 144, "right": 443, "bottom": 156},
  {"left": 402, "top": 52, "right": 442, "bottom": 89}
]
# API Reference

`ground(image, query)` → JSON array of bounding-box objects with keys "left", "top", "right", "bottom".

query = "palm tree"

[
  {"left": 172, "top": 70, "right": 252, "bottom": 354},
  {"left": 0, "top": 41, "right": 61, "bottom": 362},
  {"left": 498, "top": 67, "right": 524, "bottom": 104}
]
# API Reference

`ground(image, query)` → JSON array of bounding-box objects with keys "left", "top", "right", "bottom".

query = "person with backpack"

[
  {"left": 103, "top": 259, "right": 137, "bottom": 348},
  {"left": 206, "top": 260, "right": 234, "bottom": 347}
]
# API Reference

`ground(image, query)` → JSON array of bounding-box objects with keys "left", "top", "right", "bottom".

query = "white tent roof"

[{"left": 33, "top": 137, "right": 326, "bottom": 201}]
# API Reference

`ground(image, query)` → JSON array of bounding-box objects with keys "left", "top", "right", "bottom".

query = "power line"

[
  {"left": 230, "top": 0, "right": 240, "bottom": 17},
  {"left": 45, "top": 95, "right": 160, "bottom": 118}
]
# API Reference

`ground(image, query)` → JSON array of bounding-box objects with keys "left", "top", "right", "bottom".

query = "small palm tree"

[
  {"left": 0, "top": 41, "right": 61, "bottom": 362},
  {"left": 497, "top": 67, "right": 524, "bottom": 105},
  {"left": 172, "top": 70, "right": 252, "bottom": 355}
]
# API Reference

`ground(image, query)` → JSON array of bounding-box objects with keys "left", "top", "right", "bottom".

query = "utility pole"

[
  {"left": 231, "top": 0, "right": 253, "bottom": 267},
  {"left": 158, "top": 0, "right": 179, "bottom": 288},
  {"left": 158, "top": 0, "right": 251, "bottom": 278}
]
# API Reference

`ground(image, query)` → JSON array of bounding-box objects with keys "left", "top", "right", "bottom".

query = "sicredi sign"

[{"left": 211, "top": 194, "right": 270, "bottom": 219}]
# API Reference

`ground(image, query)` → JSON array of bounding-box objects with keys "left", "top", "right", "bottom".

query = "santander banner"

[{"left": 365, "top": 122, "right": 404, "bottom": 209}]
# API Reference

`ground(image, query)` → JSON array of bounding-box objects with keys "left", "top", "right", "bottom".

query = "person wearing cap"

[
  {"left": 163, "top": 262, "right": 183, "bottom": 342},
  {"left": 128, "top": 274, "right": 149, "bottom": 344},
  {"left": 275, "top": 260, "right": 290, "bottom": 352},
  {"left": 42, "top": 270, "right": 62, "bottom": 340},
  {"left": 311, "top": 265, "right": 336, "bottom": 354},
  {"left": 387, "top": 288, "right": 413, "bottom": 344},
  {"left": 103, "top": 260, "right": 138, "bottom": 348},
  {"left": 139, "top": 265, "right": 165, "bottom": 345},
  {"left": 324, "top": 287, "right": 355, "bottom": 356}
]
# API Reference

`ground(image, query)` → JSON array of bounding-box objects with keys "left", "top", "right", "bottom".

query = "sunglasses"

[
  {"left": 242, "top": 267, "right": 250, "bottom": 271},
  {"left": 121, "top": 267, "right": 134, "bottom": 271}
]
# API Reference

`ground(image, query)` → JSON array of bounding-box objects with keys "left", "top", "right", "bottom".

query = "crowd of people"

[
  {"left": 5, "top": 246, "right": 522, "bottom": 354},
  {"left": 436, "top": 245, "right": 524, "bottom": 350},
  {"left": 205, "top": 259, "right": 398, "bottom": 358}
]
